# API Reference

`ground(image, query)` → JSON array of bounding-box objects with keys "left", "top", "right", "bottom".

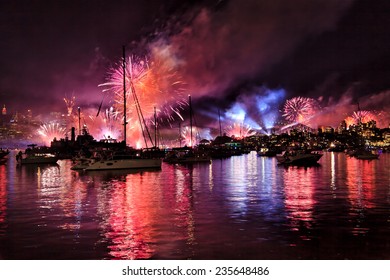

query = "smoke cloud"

[{"left": 152, "top": 0, "right": 354, "bottom": 99}]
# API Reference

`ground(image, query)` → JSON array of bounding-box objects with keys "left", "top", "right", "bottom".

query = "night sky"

[{"left": 1, "top": 0, "right": 389, "bottom": 128}]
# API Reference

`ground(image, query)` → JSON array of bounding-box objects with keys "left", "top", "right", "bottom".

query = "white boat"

[
  {"left": 276, "top": 149, "right": 322, "bottom": 165},
  {"left": 16, "top": 145, "right": 58, "bottom": 165},
  {"left": 71, "top": 157, "right": 96, "bottom": 170},
  {"left": 85, "top": 156, "right": 162, "bottom": 171},
  {"left": 72, "top": 147, "right": 162, "bottom": 171},
  {"left": 73, "top": 157, "right": 161, "bottom": 171},
  {"left": 71, "top": 46, "right": 162, "bottom": 172}
]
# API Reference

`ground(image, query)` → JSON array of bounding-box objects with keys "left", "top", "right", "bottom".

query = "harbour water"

[{"left": 0, "top": 151, "right": 389, "bottom": 260}]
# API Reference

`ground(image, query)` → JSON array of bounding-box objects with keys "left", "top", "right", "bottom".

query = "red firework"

[
  {"left": 283, "top": 97, "right": 319, "bottom": 124},
  {"left": 38, "top": 122, "right": 67, "bottom": 146},
  {"left": 351, "top": 110, "right": 377, "bottom": 124},
  {"left": 224, "top": 123, "right": 255, "bottom": 139},
  {"left": 99, "top": 49, "right": 187, "bottom": 147}
]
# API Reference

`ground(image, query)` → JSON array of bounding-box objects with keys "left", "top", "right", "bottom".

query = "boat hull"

[
  {"left": 20, "top": 157, "right": 58, "bottom": 164},
  {"left": 355, "top": 154, "right": 379, "bottom": 160},
  {"left": 277, "top": 153, "right": 322, "bottom": 165},
  {"left": 163, "top": 157, "right": 211, "bottom": 164},
  {"left": 84, "top": 158, "right": 162, "bottom": 171}
]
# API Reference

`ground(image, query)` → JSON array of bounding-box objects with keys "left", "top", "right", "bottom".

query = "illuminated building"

[
  {"left": 337, "top": 120, "right": 347, "bottom": 133},
  {"left": 1, "top": 105, "right": 6, "bottom": 115}
]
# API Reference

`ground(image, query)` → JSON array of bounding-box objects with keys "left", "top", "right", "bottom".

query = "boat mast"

[
  {"left": 78, "top": 107, "right": 81, "bottom": 136},
  {"left": 154, "top": 106, "right": 157, "bottom": 148},
  {"left": 179, "top": 122, "right": 182, "bottom": 148},
  {"left": 218, "top": 109, "right": 222, "bottom": 136},
  {"left": 122, "top": 46, "right": 127, "bottom": 146},
  {"left": 189, "top": 95, "right": 193, "bottom": 147}
]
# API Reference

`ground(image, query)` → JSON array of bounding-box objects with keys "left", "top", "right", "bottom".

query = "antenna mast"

[
  {"left": 189, "top": 95, "right": 193, "bottom": 147},
  {"left": 122, "top": 46, "right": 127, "bottom": 146}
]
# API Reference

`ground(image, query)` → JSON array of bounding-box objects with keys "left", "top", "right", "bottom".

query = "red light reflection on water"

[
  {"left": 0, "top": 164, "right": 6, "bottom": 224},
  {"left": 346, "top": 158, "right": 375, "bottom": 208},
  {"left": 98, "top": 165, "right": 195, "bottom": 259},
  {"left": 283, "top": 167, "right": 316, "bottom": 237},
  {"left": 346, "top": 157, "right": 376, "bottom": 235},
  {"left": 104, "top": 179, "right": 155, "bottom": 259}
]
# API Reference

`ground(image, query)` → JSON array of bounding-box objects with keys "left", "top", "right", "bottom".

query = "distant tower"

[{"left": 2, "top": 104, "right": 6, "bottom": 115}]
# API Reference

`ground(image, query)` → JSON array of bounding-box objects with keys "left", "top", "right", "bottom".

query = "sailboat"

[
  {"left": 163, "top": 95, "right": 211, "bottom": 164},
  {"left": 72, "top": 47, "right": 162, "bottom": 171}
]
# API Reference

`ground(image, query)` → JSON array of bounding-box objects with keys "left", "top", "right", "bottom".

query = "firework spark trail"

[
  {"left": 99, "top": 49, "right": 187, "bottom": 147},
  {"left": 179, "top": 125, "right": 211, "bottom": 147},
  {"left": 352, "top": 110, "right": 377, "bottom": 124},
  {"left": 85, "top": 107, "right": 122, "bottom": 140},
  {"left": 342, "top": 110, "right": 379, "bottom": 128},
  {"left": 282, "top": 97, "right": 320, "bottom": 124},
  {"left": 64, "top": 94, "right": 76, "bottom": 117},
  {"left": 38, "top": 122, "right": 67, "bottom": 146},
  {"left": 224, "top": 122, "right": 255, "bottom": 139}
]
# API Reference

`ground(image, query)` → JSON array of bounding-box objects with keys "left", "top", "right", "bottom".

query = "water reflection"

[
  {"left": 89, "top": 165, "right": 196, "bottom": 259},
  {"left": 0, "top": 164, "right": 6, "bottom": 227},
  {"left": 283, "top": 166, "right": 318, "bottom": 239},
  {"left": 1, "top": 152, "right": 389, "bottom": 259},
  {"left": 346, "top": 158, "right": 377, "bottom": 235},
  {"left": 15, "top": 161, "right": 93, "bottom": 234},
  {"left": 211, "top": 153, "right": 287, "bottom": 228}
]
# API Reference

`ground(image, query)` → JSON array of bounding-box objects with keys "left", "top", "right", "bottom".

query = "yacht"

[
  {"left": 71, "top": 46, "right": 162, "bottom": 171},
  {"left": 16, "top": 145, "right": 58, "bottom": 165},
  {"left": 276, "top": 149, "right": 322, "bottom": 165}
]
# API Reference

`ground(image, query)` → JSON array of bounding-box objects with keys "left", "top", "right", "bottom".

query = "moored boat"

[
  {"left": 0, "top": 148, "right": 9, "bottom": 159},
  {"left": 85, "top": 156, "right": 162, "bottom": 171},
  {"left": 71, "top": 46, "right": 162, "bottom": 172},
  {"left": 276, "top": 149, "right": 322, "bottom": 165},
  {"left": 16, "top": 145, "right": 58, "bottom": 165},
  {"left": 354, "top": 149, "right": 380, "bottom": 160},
  {"left": 72, "top": 147, "right": 162, "bottom": 171},
  {"left": 163, "top": 147, "right": 211, "bottom": 164},
  {"left": 257, "top": 146, "right": 281, "bottom": 157}
]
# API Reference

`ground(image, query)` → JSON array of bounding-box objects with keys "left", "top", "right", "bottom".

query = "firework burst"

[
  {"left": 85, "top": 107, "right": 122, "bottom": 140},
  {"left": 64, "top": 94, "right": 76, "bottom": 116},
  {"left": 344, "top": 110, "right": 378, "bottom": 127},
  {"left": 352, "top": 110, "right": 377, "bottom": 124},
  {"left": 38, "top": 122, "right": 67, "bottom": 146},
  {"left": 224, "top": 123, "right": 255, "bottom": 139},
  {"left": 283, "top": 97, "right": 319, "bottom": 124},
  {"left": 99, "top": 49, "right": 187, "bottom": 147},
  {"left": 179, "top": 125, "right": 211, "bottom": 147}
]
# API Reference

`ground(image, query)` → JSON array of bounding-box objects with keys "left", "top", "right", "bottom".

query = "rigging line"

[
  {"left": 130, "top": 81, "right": 154, "bottom": 147},
  {"left": 130, "top": 82, "right": 148, "bottom": 148},
  {"left": 96, "top": 93, "right": 106, "bottom": 117}
]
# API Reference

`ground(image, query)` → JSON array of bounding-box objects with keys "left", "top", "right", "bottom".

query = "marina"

[
  {"left": 0, "top": 1, "right": 390, "bottom": 270},
  {"left": 0, "top": 150, "right": 389, "bottom": 260}
]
